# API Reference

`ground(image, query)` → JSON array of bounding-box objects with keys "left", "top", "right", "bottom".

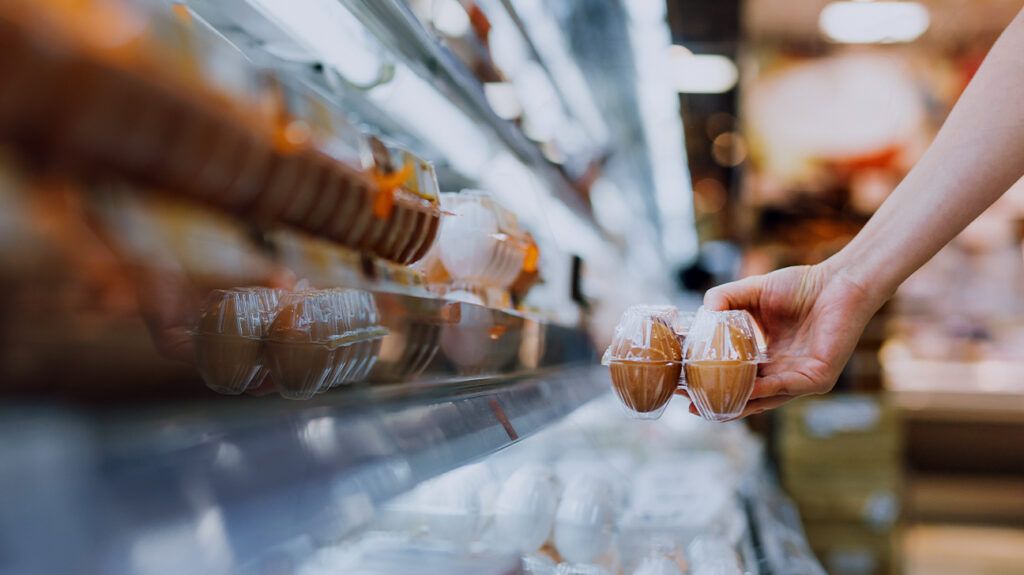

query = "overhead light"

[
  {"left": 668, "top": 46, "right": 738, "bottom": 94},
  {"left": 250, "top": 0, "right": 384, "bottom": 86},
  {"left": 819, "top": 1, "right": 930, "bottom": 44}
]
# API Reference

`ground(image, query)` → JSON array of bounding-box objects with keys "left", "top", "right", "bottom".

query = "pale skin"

[{"left": 681, "top": 8, "right": 1024, "bottom": 419}]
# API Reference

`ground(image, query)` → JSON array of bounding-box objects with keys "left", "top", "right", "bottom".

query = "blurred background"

[{"left": 0, "top": 0, "right": 1022, "bottom": 574}]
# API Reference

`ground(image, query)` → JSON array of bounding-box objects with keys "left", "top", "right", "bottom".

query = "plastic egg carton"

[{"left": 193, "top": 287, "right": 387, "bottom": 399}]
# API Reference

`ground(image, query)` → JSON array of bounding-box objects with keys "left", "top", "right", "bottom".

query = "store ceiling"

[{"left": 745, "top": 0, "right": 1022, "bottom": 43}]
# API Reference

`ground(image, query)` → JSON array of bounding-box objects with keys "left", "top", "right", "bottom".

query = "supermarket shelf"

[
  {"left": 2, "top": 364, "right": 609, "bottom": 574},
  {"left": 339, "top": 0, "right": 601, "bottom": 230},
  {"left": 891, "top": 388, "right": 1024, "bottom": 424}
]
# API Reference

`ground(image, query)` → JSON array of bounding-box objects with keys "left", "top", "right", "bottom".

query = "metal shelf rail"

[{"left": 1, "top": 364, "right": 609, "bottom": 574}]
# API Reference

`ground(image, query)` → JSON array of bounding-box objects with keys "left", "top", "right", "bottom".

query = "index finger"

[{"left": 704, "top": 275, "right": 762, "bottom": 312}]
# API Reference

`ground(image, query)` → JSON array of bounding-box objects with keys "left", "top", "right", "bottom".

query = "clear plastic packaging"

[
  {"left": 632, "top": 555, "right": 684, "bottom": 575},
  {"left": 440, "top": 303, "right": 521, "bottom": 376},
  {"left": 376, "top": 463, "right": 495, "bottom": 548},
  {"left": 522, "top": 554, "right": 558, "bottom": 575},
  {"left": 554, "top": 564, "right": 611, "bottom": 575},
  {"left": 264, "top": 289, "right": 386, "bottom": 399},
  {"left": 436, "top": 190, "right": 533, "bottom": 289},
  {"left": 686, "top": 536, "right": 743, "bottom": 575},
  {"left": 350, "top": 139, "right": 441, "bottom": 265},
  {"left": 682, "top": 307, "right": 768, "bottom": 422},
  {"left": 489, "top": 464, "right": 560, "bottom": 554},
  {"left": 193, "top": 287, "right": 281, "bottom": 394},
  {"left": 553, "top": 475, "right": 616, "bottom": 563},
  {"left": 368, "top": 296, "right": 444, "bottom": 383},
  {"left": 601, "top": 305, "right": 684, "bottom": 419}
]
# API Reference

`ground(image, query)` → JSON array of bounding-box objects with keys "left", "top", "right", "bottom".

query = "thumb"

[{"left": 704, "top": 275, "right": 762, "bottom": 311}]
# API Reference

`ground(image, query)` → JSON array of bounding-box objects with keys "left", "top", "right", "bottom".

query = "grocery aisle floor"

[{"left": 903, "top": 524, "right": 1024, "bottom": 575}]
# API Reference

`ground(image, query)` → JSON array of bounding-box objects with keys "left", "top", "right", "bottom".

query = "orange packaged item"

[{"left": 324, "top": 138, "right": 440, "bottom": 264}]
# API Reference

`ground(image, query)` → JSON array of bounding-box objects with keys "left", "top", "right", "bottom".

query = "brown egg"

[
  {"left": 682, "top": 311, "right": 762, "bottom": 421},
  {"left": 610, "top": 361, "right": 681, "bottom": 415},
  {"left": 264, "top": 289, "right": 383, "bottom": 399},
  {"left": 683, "top": 361, "right": 757, "bottom": 422},
  {"left": 608, "top": 318, "right": 682, "bottom": 415},
  {"left": 194, "top": 288, "right": 278, "bottom": 395},
  {"left": 264, "top": 292, "right": 340, "bottom": 400}
]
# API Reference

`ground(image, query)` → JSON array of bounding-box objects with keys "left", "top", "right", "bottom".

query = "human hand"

[{"left": 679, "top": 262, "right": 883, "bottom": 419}]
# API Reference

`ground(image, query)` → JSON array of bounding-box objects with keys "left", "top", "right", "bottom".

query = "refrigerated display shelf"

[
  {"left": 338, "top": 0, "right": 602, "bottom": 231},
  {"left": 0, "top": 3, "right": 445, "bottom": 267},
  {"left": 2, "top": 364, "right": 608, "bottom": 574}
]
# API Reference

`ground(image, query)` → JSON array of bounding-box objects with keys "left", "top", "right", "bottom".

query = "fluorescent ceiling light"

[
  {"left": 819, "top": 1, "right": 930, "bottom": 44},
  {"left": 668, "top": 46, "right": 738, "bottom": 94},
  {"left": 249, "top": 0, "right": 384, "bottom": 85}
]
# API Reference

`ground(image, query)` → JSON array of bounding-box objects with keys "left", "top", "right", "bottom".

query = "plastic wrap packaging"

[
  {"left": 553, "top": 475, "right": 616, "bottom": 563},
  {"left": 686, "top": 536, "right": 743, "bottom": 575},
  {"left": 194, "top": 287, "right": 281, "bottom": 394},
  {"left": 376, "top": 463, "right": 495, "bottom": 549},
  {"left": 250, "top": 77, "right": 318, "bottom": 222},
  {"left": 436, "top": 190, "right": 534, "bottom": 289},
  {"left": 632, "top": 555, "right": 684, "bottom": 575},
  {"left": 348, "top": 139, "right": 440, "bottom": 265},
  {"left": 682, "top": 308, "right": 768, "bottom": 422},
  {"left": 369, "top": 296, "right": 445, "bottom": 383},
  {"left": 554, "top": 564, "right": 611, "bottom": 575},
  {"left": 489, "top": 464, "right": 560, "bottom": 554},
  {"left": 270, "top": 80, "right": 370, "bottom": 231},
  {"left": 523, "top": 554, "right": 558, "bottom": 575},
  {"left": 264, "top": 289, "right": 386, "bottom": 399},
  {"left": 440, "top": 303, "right": 521, "bottom": 376},
  {"left": 297, "top": 532, "right": 521, "bottom": 575},
  {"left": 602, "top": 305, "right": 685, "bottom": 419}
]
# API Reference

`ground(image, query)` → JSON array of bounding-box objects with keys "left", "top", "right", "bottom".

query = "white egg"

[
  {"left": 553, "top": 476, "right": 616, "bottom": 563},
  {"left": 490, "top": 464, "right": 560, "bottom": 552},
  {"left": 438, "top": 197, "right": 499, "bottom": 282},
  {"left": 632, "top": 556, "right": 683, "bottom": 575},
  {"left": 410, "top": 463, "right": 500, "bottom": 546}
]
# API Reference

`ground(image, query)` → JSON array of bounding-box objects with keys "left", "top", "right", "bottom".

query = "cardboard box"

[
  {"left": 779, "top": 394, "right": 902, "bottom": 466},
  {"left": 804, "top": 520, "right": 901, "bottom": 575}
]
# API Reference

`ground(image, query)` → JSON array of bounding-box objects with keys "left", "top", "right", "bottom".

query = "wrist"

[{"left": 819, "top": 249, "right": 895, "bottom": 312}]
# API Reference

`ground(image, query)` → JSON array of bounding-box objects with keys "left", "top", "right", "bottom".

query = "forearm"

[{"left": 828, "top": 9, "right": 1024, "bottom": 304}]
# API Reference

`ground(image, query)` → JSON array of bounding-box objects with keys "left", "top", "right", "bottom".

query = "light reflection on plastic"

[
  {"left": 213, "top": 442, "right": 245, "bottom": 473},
  {"left": 301, "top": 416, "right": 340, "bottom": 460},
  {"left": 130, "top": 507, "right": 233, "bottom": 575}
]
